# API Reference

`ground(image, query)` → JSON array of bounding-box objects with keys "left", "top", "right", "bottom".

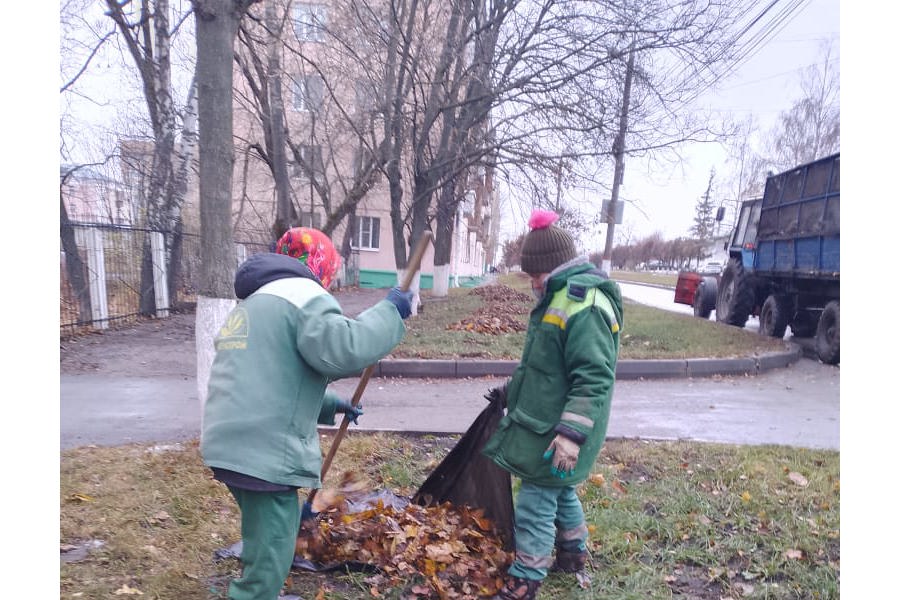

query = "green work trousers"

[
  {"left": 508, "top": 481, "right": 587, "bottom": 581},
  {"left": 227, "top": 486, "right": 300, "bottom": 600}
]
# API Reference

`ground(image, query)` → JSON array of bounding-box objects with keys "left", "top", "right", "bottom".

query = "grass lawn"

[
  {"left": 59, "top": 271, "right": 827, "bottom": 599},
  {"left": 396, "top": 273, "right": 787, "bottom": 360},
  {"left": 60, "top": 436, "right": 839, "bottom": 600}
]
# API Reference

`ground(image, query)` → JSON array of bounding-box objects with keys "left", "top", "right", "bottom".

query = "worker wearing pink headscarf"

[{"left": 202, "top": 227, "right": 414, "bottom": 600}]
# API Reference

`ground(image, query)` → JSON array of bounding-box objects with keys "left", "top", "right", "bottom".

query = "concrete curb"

[{"left": 370, "top": 343, "right": 803, "bottom": 380}]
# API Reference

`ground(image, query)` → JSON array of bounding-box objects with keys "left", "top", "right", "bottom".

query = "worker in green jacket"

[
  {"left": 201, "top": 226, "right": 414, "bottom": 600},
  {"left": 483, "top": 210, "right": 623, "bottom": 600}
]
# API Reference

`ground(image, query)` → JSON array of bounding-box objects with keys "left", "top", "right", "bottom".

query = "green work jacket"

[
  {"left": 201, "top": 254, "right": 405, "bottom": 489},
  {"left": 482, "top": 262, "right": 623, "bottom": 487}
]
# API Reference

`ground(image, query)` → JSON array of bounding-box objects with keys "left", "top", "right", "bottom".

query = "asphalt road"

[
  {"left": 60, "top": 279, "right": 839, "bottom": 452},
  {"left": 60, "top": 354, "right": 838, "bottom": 451}
]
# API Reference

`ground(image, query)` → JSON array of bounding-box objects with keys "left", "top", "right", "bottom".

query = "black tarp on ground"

[{"left": 412, "top": 386, "right": 515, "bottom": 550}]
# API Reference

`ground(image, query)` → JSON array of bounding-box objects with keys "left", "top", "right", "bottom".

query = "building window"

[
  {"left": 351, "top": 216, "right": 380, "bottom": 250},
  {"left": 298, "top": 211, "right": 322, "bottom": 229},
  {"left": 292, "top": 144, "right": 324, "bottom": 181},
  {"left": 292, "top": 74, "right": 324, "bottom": 112},
  {"left": 293, "top": 4, "right": 327, "bottom": 42}
]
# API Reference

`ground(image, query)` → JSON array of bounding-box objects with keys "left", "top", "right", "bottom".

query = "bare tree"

[
  {"left": 191, "top": 0, "right": 260, "bottom": 412},
  {"left": 59, "top": 164, "right": 103, "bottom": 324},
  {"left": 721, "top": 41, "right": 840, "bottom": 213},
  {"left": 223, "top": 0, "right": 776, "bottom": 294},
  {"left": 767, "top": 40, "right": 840, "bottom": 169},
  {"left": 95, "top": 0, "right": 200, "bottom": 312}
]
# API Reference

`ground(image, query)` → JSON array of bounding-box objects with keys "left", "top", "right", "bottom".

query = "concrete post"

[
  {"left": 75, "top": 226, "right": 109, "bottom": 330},
  {"left": 150, "top": 231, "right": 170, "bottom": 318}
]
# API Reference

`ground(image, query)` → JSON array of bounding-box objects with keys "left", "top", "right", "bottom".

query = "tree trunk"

[
  {"left": 59, "top": 193, "right": 92, "bottom": 324},
  {"left": 193, "top": 0, "right": 256, "bottom": 414},
  {"left": 431, "top": 179, "right": 458, "bottom": 297},
  {"left": 139, "top": 238, "right": 157, "bottom": 315},
  {"left": 169, "top": 76, "right": 200, "bottom": 306},
  {"left": 266, "top": 1, "right": 293, "bottom": 242},
  {"left": 196, "top": 0, "right": 242, "bottom": 298}
]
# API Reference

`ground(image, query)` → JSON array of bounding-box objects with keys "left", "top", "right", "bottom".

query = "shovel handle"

[{"left": 308, "top": 231, "right": 433, "bottom": 505}]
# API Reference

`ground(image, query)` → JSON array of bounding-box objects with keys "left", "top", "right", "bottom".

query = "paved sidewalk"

[
  {"left": 61, "top": 356, "right": 839, "bottom": 451},
  {"left": 60, "top": 281, "right": 838, "bottom": 452}
]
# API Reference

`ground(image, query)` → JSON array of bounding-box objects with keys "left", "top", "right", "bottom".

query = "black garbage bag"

[
  {"left": 412, "top": 385, "right": 514, "bottom": 550},
  {"left": 214, "top": 387, "right": 515, "bottom": 569}
]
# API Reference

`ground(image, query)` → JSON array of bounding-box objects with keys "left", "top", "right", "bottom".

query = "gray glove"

[
  {"left": 543, "top": 434, "right": 581, "bottom": 478},
  {"left": 386, "top": 287, "right": 414, "bottom": 319},
  {"left": 335, "top": 399, "right": 363, "bottom": 424}
]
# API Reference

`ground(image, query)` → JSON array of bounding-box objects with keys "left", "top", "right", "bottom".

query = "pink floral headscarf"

[{"left": 275, "top": 227, "right": 341, "bottom": 289}]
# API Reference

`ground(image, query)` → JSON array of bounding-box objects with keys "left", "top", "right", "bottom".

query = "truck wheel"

[
  {"left": 815, "top": 301, "right": 840, "bottom": 365},
  {"left": 693, "top": 277, "right": 717, "bottom": 319},
  {"left": 759, "top": 294, "right": 790, "bottom": 338},
  {"left": 716, "top": 259, "right": 754, "bottom": 328},
  {"left": 790, "top": 310, "right": 818, "bottom": 338}
]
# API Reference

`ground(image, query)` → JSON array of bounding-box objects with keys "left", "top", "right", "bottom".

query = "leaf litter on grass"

[
  {"left": 446, "top": 285, "right": 531, "bottom": 335},
  {"left": 294, "top": 471, "right": 513, "bottom": 599}
]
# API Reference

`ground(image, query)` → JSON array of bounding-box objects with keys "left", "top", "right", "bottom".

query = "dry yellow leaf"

[
  {"left": 589, "top": 473, "right": 605, "bottom": 486},
  {"left": 113, "top": 584, "right": 143, "bottom": 595},
  {"left": 740, "top": 491, "right": 752, "bottom": 503},
  {"left": 788, "top": 472, "right": 809, "bottom": 487}
]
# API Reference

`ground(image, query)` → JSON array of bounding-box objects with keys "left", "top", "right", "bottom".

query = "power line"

[
  {"left": 671, "top": 0, "right": 813, "bottom": 109},
  {"left": 718, "top": 57, "right": 838, "bottom": 90},
  {"left": 706, "top": 0, "right": 813, "bottom": 92}
]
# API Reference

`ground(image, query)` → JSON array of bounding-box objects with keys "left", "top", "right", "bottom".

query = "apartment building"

[
  {"left": 60, "top": 164, "right": 134, "bottom": 226},
  {"left": 227, "top": 0, "right": 497, "bottom": 288}
]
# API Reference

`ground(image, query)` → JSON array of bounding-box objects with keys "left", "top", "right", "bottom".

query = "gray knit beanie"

[{"left": 520, "top": 209, "right": 577, "bottom": 274}]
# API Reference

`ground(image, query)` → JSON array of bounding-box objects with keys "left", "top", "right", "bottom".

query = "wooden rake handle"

[{"left": 309, "top": 231, "right": 433, "bottom": 502}]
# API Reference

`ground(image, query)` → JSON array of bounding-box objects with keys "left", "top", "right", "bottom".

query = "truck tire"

[
  {"left": 790, "top": 310, "right": 818, "bottom": 338},
  {"left": 716, "top": 259, "right": 754, "bottom": 328},
  {"left": 759, "top": 294, "right": 790, "bottom": 338},
  {"left": 815, "top": 301, "right": 840, "bottom": 365},
  {"left": 693, "top": 277, "right": 718, "bottom": 319}
]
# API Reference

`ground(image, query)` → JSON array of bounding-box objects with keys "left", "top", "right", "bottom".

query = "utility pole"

[{"left": 601, "top": 44, "right": 635, "bottom": 274}]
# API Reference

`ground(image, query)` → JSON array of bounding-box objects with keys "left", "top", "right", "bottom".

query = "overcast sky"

[
  {"left": 498, "top": 0, "right": 840, "bottom": 248},
  {"left": 55, "top": 0, "right": 838, "bottom": 249}
]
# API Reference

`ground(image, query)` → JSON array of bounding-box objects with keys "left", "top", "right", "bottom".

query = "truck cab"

[
  {"left": 676, "top": 153, "right": 840, "bottom": 365},
  {"left": 726, "top": 199, "right": 762, "bottom": 269}
]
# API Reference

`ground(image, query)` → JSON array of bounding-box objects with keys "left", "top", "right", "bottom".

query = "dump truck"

[{"left": 675, "top": 153, "right": 840, "bottom": 364}]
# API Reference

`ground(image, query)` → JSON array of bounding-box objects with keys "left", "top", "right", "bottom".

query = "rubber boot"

[
  {"left": 550, "top": 547, "right": 587, "bottom": 573},
  {"left": 492, "top": 575, "right": 542, "bottom": 600}
]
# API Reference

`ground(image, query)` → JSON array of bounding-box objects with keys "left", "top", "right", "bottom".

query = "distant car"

[{"left": 699, "top": 262, "right": 722, "bottom": 275}]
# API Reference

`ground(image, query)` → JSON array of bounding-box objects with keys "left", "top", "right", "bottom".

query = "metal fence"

[{"left": 60, "top": 222, "right": 269, "bottom": 336}]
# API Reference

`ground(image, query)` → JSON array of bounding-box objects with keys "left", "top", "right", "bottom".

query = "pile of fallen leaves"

[
  {"left": 295, "top": 473, "right": 512, "bottom": 599},
  {"left": 446, "top": 285, "right": 532, "bottom": 334}
]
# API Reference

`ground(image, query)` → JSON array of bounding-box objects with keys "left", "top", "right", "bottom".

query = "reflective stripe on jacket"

[
  {"left": 482, "top": 262, "right": 622, "bottom": 486},
  {"left": 201, "top": 260, "right": 404, "bottom": 489}
]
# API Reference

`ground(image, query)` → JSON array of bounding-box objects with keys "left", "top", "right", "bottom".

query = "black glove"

[
  {"left": 386, "top": 287, "right": 414, "bottom": 319},
  {"left": 335, "top": 399, "right": 363, "bottom": 424}
]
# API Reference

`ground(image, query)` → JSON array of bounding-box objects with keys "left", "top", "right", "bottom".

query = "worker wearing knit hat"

[
  {"left": 520, "top": 210, "right": 577, "bottom": 275},
  {"left": 485, "top": 207, "right": 623, "bottom": 600}
]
